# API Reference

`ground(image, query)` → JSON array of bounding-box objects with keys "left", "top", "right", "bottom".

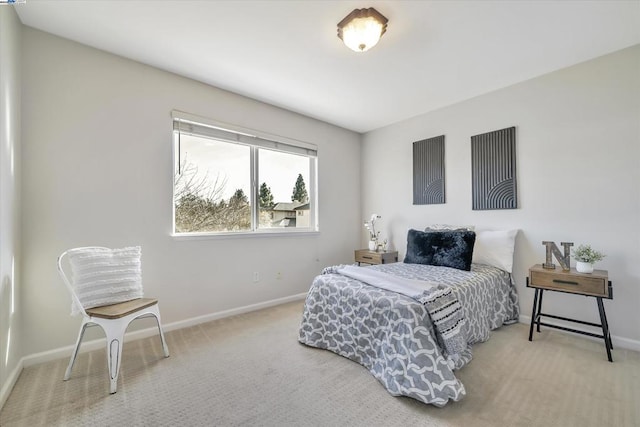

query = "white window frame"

[{"left": 171, "top": 111, "right": 318, "bottom": 238}]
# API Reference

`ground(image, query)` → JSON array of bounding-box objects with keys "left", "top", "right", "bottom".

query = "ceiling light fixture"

[{"left": 337, "top": 7, "right": 388, "bottom": 53}]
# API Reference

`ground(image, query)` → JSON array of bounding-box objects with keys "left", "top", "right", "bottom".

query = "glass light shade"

[
  {"left": 341, "top": 17, "right": 383, "bottom": 52},
  {"left": 337, "top": 8, "right": 388, "bottom": 53}
]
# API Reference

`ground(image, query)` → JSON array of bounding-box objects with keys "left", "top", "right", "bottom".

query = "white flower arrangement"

[
  {"left": 364, "top": 214, "right": 381, "bottom": 242},
  {"left": 572, "top": 244, "right": 605, "bottom": 264}
]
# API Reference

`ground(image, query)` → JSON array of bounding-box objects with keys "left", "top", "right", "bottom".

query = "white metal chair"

[{"left": 57, "top": 246, "right": 170, "bottom": 394}]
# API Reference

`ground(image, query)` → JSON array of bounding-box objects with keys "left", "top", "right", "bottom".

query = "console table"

[{"left": 527, "top": 264, "right": 613, "bottom": 362}]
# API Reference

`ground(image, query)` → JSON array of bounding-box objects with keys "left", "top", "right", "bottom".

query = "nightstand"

[
  {"left": 354, "top": 249, "right": 398, "bottom": 266},
  {"left": 527, "top": 264, "right": 613, "bottom": 362}
]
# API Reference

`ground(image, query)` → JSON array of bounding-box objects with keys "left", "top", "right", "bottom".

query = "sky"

[{"left": 177, "top": 134, "right": 310, "bottom": 203}]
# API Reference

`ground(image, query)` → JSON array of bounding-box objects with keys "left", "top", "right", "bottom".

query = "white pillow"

[
  {"left": 472, "top": 229, "right": 518, "bottom": 273},
  {"left": 67, "top": 246, "right": 143, "bottom": 315}
]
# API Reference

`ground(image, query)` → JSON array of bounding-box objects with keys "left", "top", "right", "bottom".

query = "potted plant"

[{"left": 572, "top": 244, "right": 605, "bottom": 274}]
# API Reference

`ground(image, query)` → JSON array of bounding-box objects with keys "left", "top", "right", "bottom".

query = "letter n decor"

[
  {"left": 413, "top": 135, "right": 445, "bottom": 205},
  {"left": 471, "top": 126, "right": 517, "bottom": 210},
  {"left": 542, "top": 241, "right": 573, "bottom": 271}
]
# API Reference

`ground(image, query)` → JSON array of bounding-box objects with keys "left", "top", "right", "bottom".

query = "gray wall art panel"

[
  {"left": 413, "top": 136, "right": 445, "bottom": 205},
  {"left": 471, "top": 127, "right": 517, "bottom": 210}
]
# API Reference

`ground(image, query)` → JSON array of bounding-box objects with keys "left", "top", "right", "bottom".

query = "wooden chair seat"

[{"left": 86, "top": 298, "right": 159, "bottom": 319}]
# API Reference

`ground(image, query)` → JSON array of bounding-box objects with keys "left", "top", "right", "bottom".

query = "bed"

[{"left": 298, "top": 228, "right": 520, "bottom": 407}]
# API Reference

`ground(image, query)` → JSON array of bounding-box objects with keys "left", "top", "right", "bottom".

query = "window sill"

[{"left": 171, "top": 230, "right": 320, "bottom": 241}]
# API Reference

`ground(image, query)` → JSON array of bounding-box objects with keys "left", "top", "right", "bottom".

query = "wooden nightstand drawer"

[
  {"left": 355, "top": 250, "right": 398, "bottom": 265},
  {"left": 529, "top": 264, "right": 609, "bottom": 298}
]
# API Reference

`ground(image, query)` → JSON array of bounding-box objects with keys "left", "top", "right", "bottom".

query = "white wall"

[
  {"left": 20, "top": 28, "right": 361, "bottom": 356},
  {"left": 0, "top": 5, "right": 22, "bottom": 404},
  {"left": 362, "top": 45, "right": 640, "bottom": 347}
]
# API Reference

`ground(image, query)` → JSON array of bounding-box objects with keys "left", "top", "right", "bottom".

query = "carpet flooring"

[{"left": 1, "top": 300, "right": 639, "bottom": 426}]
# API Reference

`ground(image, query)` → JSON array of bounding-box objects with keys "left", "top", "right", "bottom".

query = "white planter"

[
  {"left": 576, "top": 261, "right": 594, "bottom": 274},
  {"left": 368, "top": 240, "right": 377, "bottom": 251}
]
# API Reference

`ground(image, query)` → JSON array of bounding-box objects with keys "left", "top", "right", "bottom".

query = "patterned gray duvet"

[{"left": 298, "top": 262, "right": 519, "bottom": 406}]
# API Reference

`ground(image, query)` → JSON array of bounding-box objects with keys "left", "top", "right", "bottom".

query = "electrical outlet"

[
  {"left": 253, "top": 272, "right": 259, "bottom": 282},
  {"left": 276, "top": 271, "right": 282, "bottom": 280}
]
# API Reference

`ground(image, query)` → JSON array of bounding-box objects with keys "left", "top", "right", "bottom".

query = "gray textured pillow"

[
  {"left": 424, "top": 224, "right": 475, "bottom": 232},
  {"left": 67, "top": 246, "right": 143, "bottom": 315},
  {"left": 404, "top": 229, "right": 476, "bottom": 271}
]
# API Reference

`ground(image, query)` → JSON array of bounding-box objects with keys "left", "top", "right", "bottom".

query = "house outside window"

[
  {"left": 172, "top": 112, "right": 317, "bottom": 236},
  {"left": 295, "top": 203, "right": 310, "bottom": 228}
]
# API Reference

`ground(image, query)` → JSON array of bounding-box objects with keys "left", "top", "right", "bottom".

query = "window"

[{"left": 172, "top": 112, "right": 317, "bottom": 235}]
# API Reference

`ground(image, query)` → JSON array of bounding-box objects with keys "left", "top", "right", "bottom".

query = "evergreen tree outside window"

[
  {"left": 259, "top": 183, "right": 274, "bottom": 209},
  {"left": 291, "top": 173, "right": 308, "bottom": 203}
]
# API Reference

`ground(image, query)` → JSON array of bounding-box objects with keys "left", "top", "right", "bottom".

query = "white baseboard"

[
  {"left": 518, "top": 315, "right": 640, "bottom": 352},
  {"left": 0, "top": 357, "right": 24, "bottom": 411},
  {"left": 22, "top": 292, "right": 307, "bottom": 368}
]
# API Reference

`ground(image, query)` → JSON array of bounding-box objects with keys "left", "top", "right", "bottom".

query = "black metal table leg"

[
  {"left": 600, "top": 300, "right": 613, "bottom": 350},
  {"left": 596, "top": 297, "right": 613, "bottom": 362},
  {"left": 536, "top": 289, "right": 544, "bottom": 333},
  {"left": 529, "top": 288, "right": 539, "bottom": 341}
]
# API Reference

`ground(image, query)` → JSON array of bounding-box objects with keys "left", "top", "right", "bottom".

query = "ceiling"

[{"left": 14, "top": 1, "right": 640, "bottom": 133}]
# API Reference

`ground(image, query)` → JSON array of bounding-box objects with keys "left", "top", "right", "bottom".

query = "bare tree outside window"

[{"left": 174, "top": 158, "right": 251, "bottom": 233}]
